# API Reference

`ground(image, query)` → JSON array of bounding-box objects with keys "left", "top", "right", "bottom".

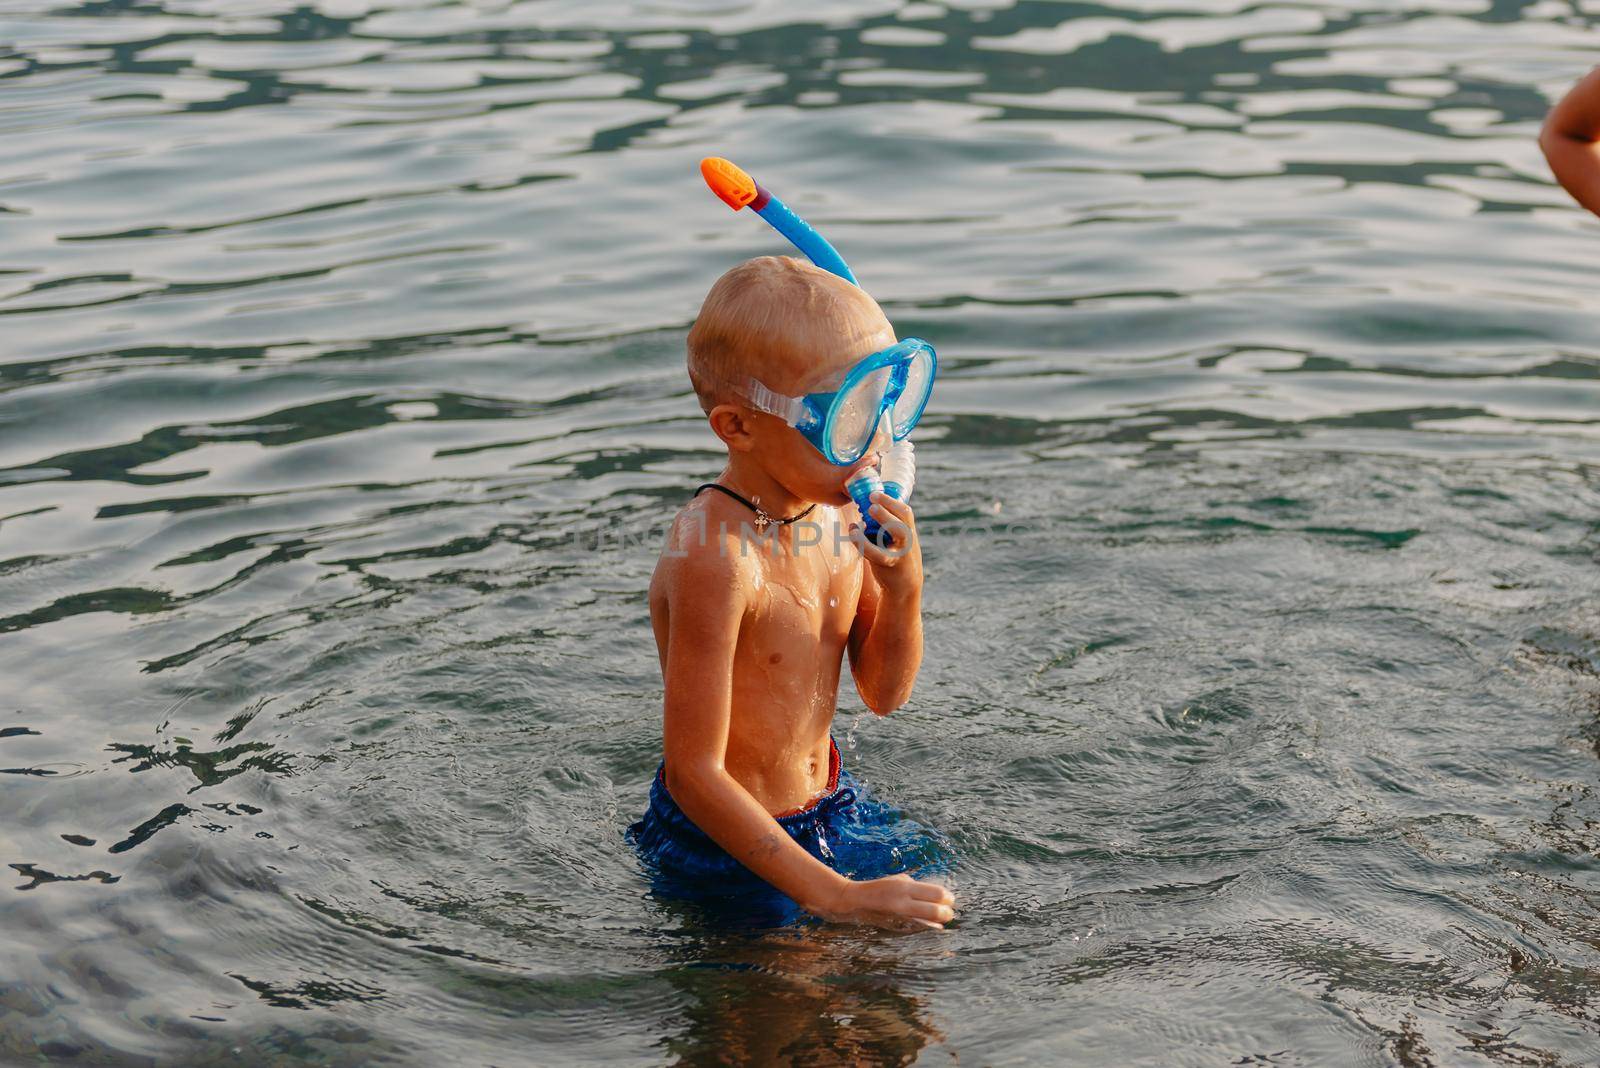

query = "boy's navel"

[{"left": 768, "top": 652, "right": 783, "bottom": 664}]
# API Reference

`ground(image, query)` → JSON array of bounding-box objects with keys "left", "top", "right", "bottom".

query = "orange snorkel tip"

[
  {"left": 701, "top": 156, "right": 758, "bottom": 211},
  {"left": 698, "top": 154, "right": 855, "bottom": 282}
]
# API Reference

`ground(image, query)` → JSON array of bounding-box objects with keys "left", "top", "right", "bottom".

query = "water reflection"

[{"left": 661, "top": 924, "right": 944, "bottom": 1067}]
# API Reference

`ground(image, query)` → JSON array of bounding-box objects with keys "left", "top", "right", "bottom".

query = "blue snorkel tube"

[
  {"left": 700, "top": 157, "right": 857, "bottom": 285},
  {"left": 700, "top": 157, "right": 910, "bottom": 547},
  {"left": 743, "top": 189, "right": 858, "bottom": 284}
]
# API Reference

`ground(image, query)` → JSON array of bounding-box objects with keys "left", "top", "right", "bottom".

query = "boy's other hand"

[
  {"left": 821, "top": 873, "right": 956, "bottom": 932},
  {"left": 851, "top": 492, "right": 923, "bottom": 598}
]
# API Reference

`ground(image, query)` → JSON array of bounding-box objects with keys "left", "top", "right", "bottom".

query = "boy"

[{"left": 628, "top": 256, "right": 957, "bottom": 931}]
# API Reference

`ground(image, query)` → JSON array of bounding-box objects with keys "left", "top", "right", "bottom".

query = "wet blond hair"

[{"left": 686, "top": 256, "right": 886, "bottom": 412}]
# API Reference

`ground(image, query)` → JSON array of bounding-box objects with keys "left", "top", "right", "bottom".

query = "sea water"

[{"left": 2, "top": 1, "right": 1600, "bottom": 1064}]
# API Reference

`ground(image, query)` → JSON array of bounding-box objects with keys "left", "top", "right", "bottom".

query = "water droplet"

[{"left": 828, "top": 597, "right": 837, "bottom": 608}]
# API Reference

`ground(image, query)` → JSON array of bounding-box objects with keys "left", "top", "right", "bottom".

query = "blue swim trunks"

[{"left": 627, "top": 738, "right": 946, "bottom": 924}]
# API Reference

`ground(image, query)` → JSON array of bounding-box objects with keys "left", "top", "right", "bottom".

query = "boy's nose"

[{"left": 866, "top": 410, "right": 893, "bottom": 459}]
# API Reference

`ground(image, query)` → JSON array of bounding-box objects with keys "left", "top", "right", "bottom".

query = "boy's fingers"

[
  {"left": 852, "top": 522, "right": 913, "bottom": 564},
  {"left": 868, "top": 502, "right": 911, "bottom": 530},
  {"left": 850, "top": 526, "right": 888, "bottom": 561},
  {"left": 868, "top": 500, "right": 915, "bottom": 530},
  {"left": 870, "top": 492, "right": 915, "bottom": 524},
  {"left": 868, "top": 509, "right": 914, "bottom": 545},
  {"left": 859, "top": 540, "right": 901, "bottom": 567}
]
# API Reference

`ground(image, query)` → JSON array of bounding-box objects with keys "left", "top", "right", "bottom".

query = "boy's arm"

[
  {"left": 847, "top": 492, "right": 924, "bottom": 715},
  {"left": 1541, "top": 67, "right": 1600, "bottom": 218},
  {"left": 661, "top": 544, "right": 950, "bottom": 930}
]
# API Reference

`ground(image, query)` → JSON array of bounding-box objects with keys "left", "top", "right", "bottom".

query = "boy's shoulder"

[{"left": 652, "top": 492, "right": 760, "bottom": 591}]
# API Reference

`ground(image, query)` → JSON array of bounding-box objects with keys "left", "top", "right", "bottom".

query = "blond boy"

[{"left": 628, "top": 257, "right": 956, "bottom": 931}]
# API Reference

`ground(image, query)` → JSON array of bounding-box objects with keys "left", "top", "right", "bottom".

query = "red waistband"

[
  {"left": 772, "top": 737, "right": 842, "bottom": 818},
  {"left": 656, "top": 736, "right": 841, "bottom": 819}
]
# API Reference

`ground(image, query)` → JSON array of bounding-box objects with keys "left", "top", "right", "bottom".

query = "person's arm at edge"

[
  {"left": 1541, "top": 66, "right": 1600, "bottom": 218},
  {"left": 847, "top": 492, "right": 924, "bottom": 716}
]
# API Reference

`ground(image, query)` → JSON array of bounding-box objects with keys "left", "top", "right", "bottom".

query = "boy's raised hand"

[{"left": 819, "top": 873, "right": 957, "bottom": 932}]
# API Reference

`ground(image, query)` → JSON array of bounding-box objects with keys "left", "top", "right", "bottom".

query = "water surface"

[{"left": 3, "top": 0, "right": 1600, "bottom": 1064}]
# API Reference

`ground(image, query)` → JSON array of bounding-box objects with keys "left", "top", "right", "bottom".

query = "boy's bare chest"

[{"left": 743, "top": 537, "right": 861, "bottom": 650}]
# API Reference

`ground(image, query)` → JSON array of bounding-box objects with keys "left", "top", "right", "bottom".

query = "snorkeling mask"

[
  {"left": 731, "top": 337, "right": 935, "bottom": 467},
  {"left": 700, "top": 157, "right": 937, "bottom": 469}
]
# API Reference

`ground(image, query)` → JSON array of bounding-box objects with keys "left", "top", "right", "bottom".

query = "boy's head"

[{"left": 688, "top": 256, "right": 895, "bottom": 505}]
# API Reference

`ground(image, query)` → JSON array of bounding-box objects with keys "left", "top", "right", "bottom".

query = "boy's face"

[{"left": 742, "top": 304, "right": 898, "bottom": 507}]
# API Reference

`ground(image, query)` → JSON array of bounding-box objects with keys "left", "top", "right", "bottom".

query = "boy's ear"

[{"left": 708, "top": 403, "right": 757, "bottom": 452}]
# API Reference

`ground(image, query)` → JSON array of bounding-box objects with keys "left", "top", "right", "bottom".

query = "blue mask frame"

[{"left": 734, "top": 338, "right": 937, "bottom": 466}]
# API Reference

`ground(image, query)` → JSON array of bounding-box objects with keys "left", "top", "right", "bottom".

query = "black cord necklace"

[{"left": 696, "top": 482, "right": 816, "bottom": 530}]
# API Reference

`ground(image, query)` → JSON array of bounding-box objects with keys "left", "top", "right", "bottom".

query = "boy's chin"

[
  {"left": 771, "top": 464, "right": 853, "bottom": 507},
  {"left": 792, "top": 485, "right": 852, "bottom": 508},
  {"left": 800, "top": 473, "right": 856, "bottom": 507},
  {"left": 796, "top": 482, "right": 857, "bottom": 508}
]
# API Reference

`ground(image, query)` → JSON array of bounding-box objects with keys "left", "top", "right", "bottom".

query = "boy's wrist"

[{"left": 801, "top": 871, "right": 854, "bottom": 919}]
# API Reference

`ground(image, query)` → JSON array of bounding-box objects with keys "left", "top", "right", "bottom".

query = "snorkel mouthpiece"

[
  {"left": 847, "top": 441, "right": 917, "bottom": 549},
  {"left": 847, "top": 469, "right": 888, "bottom": 548}
]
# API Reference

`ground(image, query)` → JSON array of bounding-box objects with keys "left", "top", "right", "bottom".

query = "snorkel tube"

[
  {"left": 700, "top": 157, "right": 858, "bottom": 285},
  {"left": 700, "top": 156, "right": 909, "bottom": 546}
]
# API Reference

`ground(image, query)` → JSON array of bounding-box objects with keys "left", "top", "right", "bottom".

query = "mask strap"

[
  {"left": 697, "top": 370, "right": 811, "bottom": 428},
  {"left": 741, "top": 378, "right": 812, "bottom": 427}
]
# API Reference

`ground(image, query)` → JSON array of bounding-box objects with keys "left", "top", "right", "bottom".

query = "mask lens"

[
  {"left": 827, "top": 365, "right": 890, "bottom": 463},
  {"left": 891, "top": 346, "right": 934, "bottom": 438}
]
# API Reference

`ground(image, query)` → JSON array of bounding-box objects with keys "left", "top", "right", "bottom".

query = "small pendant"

[{"left": 753, "top": 508, "right": 773, "bottom": 530}]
